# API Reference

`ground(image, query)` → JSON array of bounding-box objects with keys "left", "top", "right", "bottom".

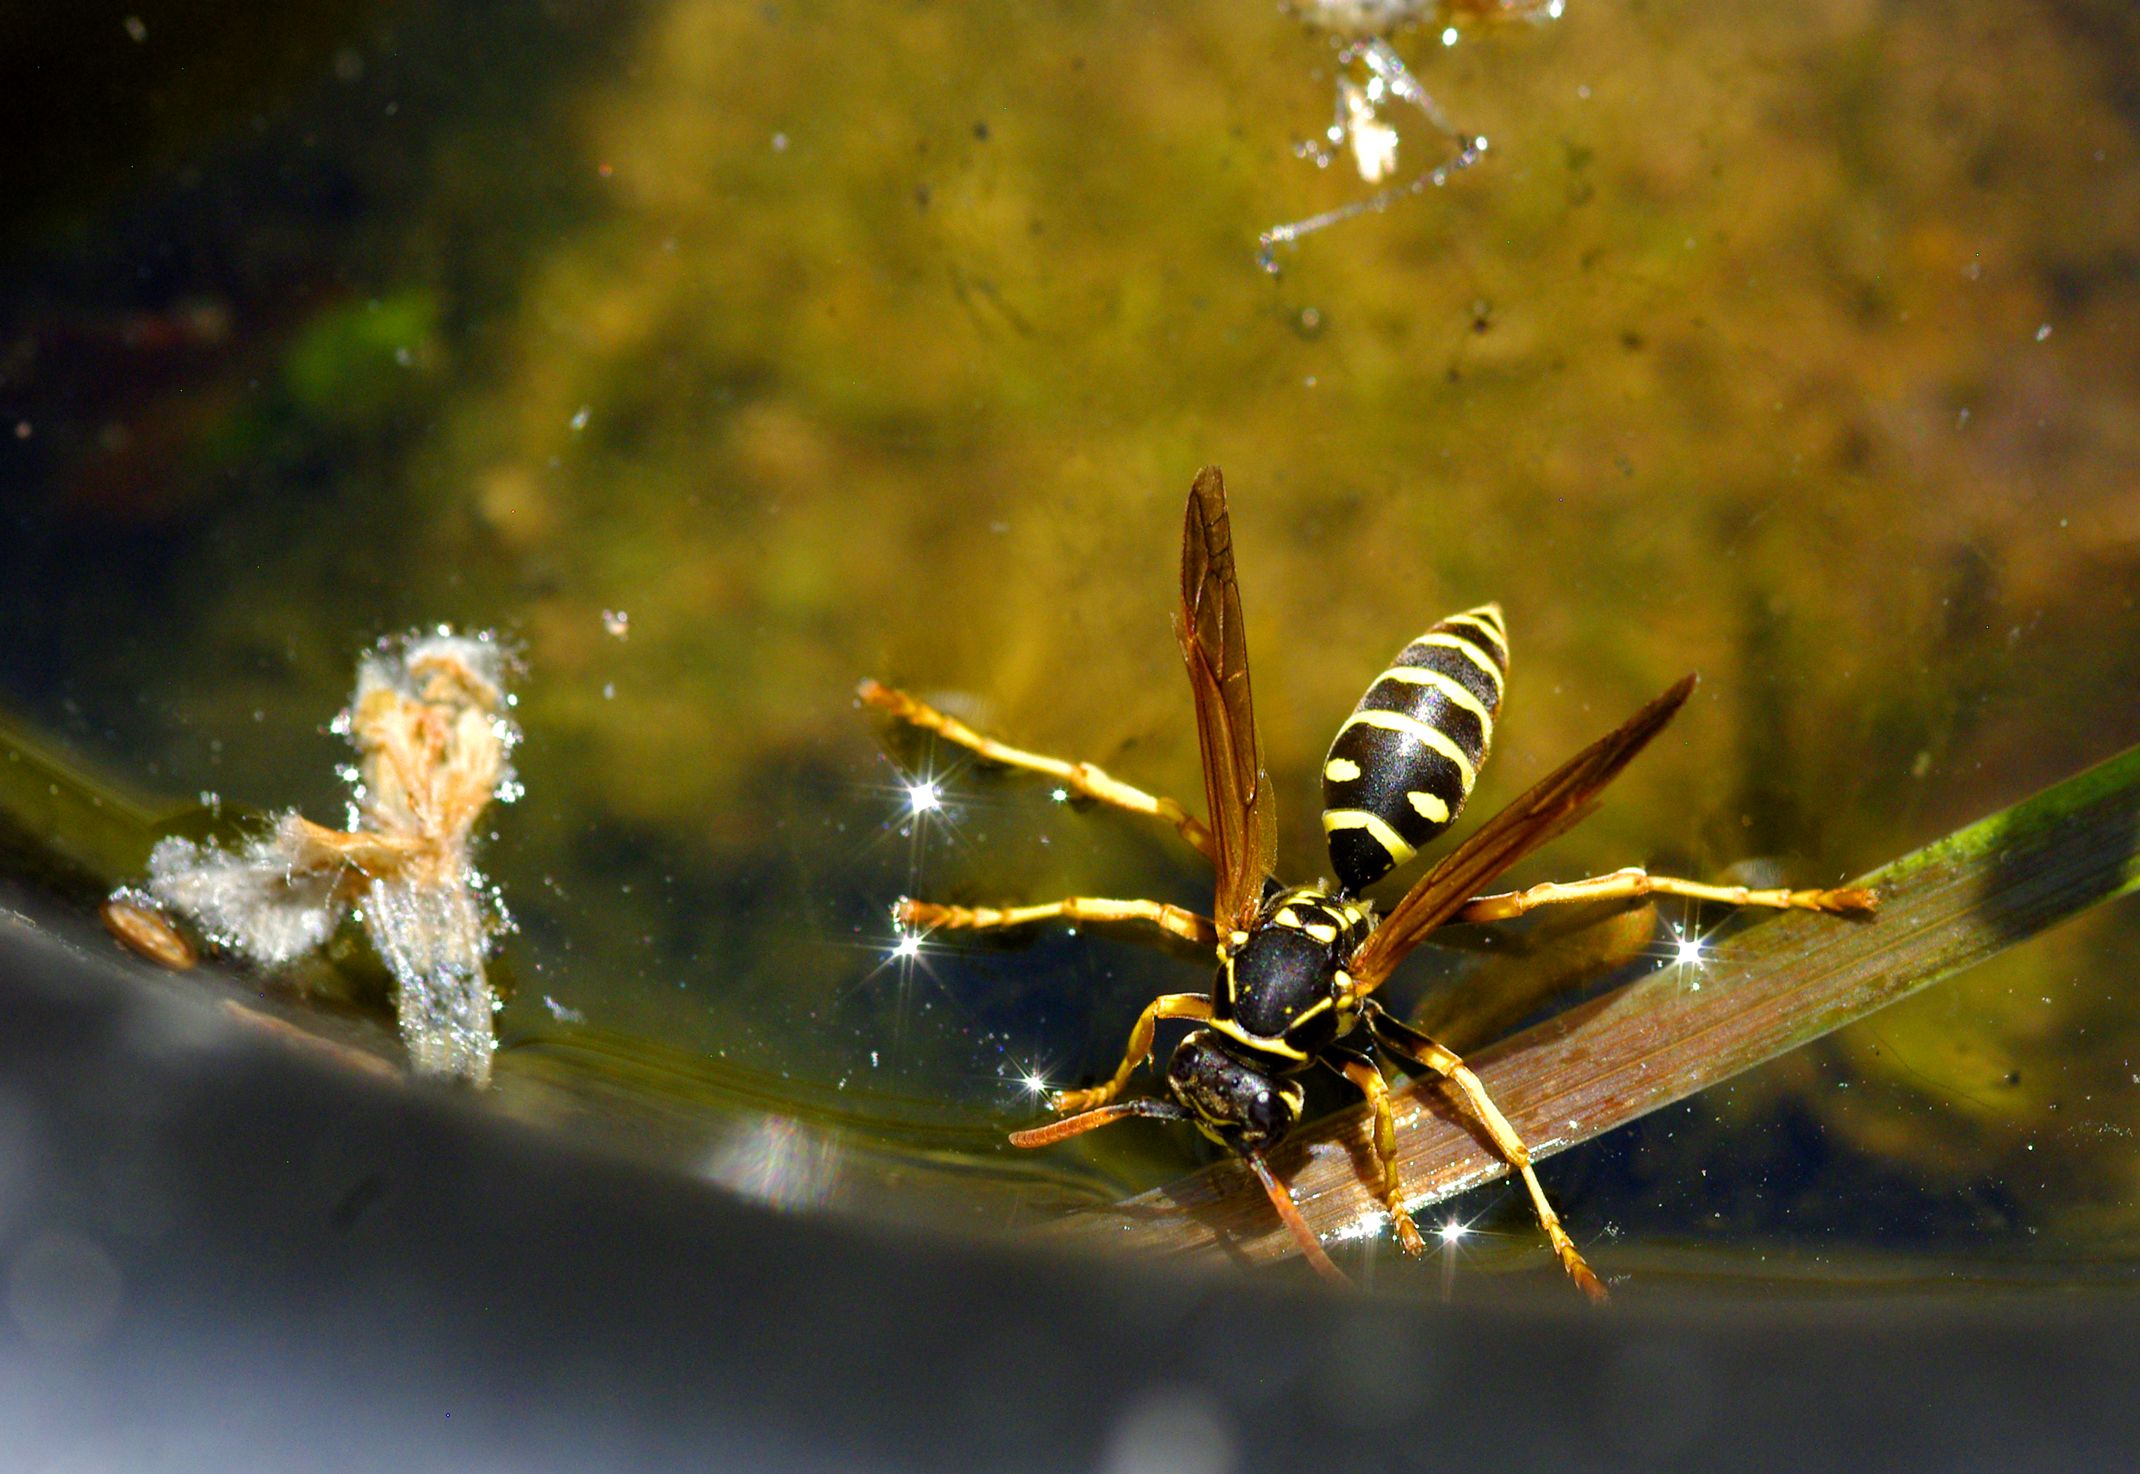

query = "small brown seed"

[{"left": 101, "top": 897, "right": 197, "bottom": 970}]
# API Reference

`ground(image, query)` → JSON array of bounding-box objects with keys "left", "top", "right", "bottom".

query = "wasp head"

[{"left": 1164, "top": 1029, "right": 1304, "bottom": 1153}]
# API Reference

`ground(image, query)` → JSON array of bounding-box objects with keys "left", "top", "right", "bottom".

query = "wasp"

[{"left": 860, "top": 468, "right": 1874, "bottom": 1296}]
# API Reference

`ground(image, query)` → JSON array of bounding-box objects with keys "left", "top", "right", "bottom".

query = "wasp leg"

[
  {"left": 1449, "top": 865, "right": 1878, "bottom": 925},
  {"left": 1052, "top": 993, "right": 1213, "bottom": 1114},
  {"left": 857, "top": 679, "right": 1214, "bottom": 860},
  {"left": 896, "top": 896, "right": 1217, "bottom": 948},
  {"left": 1009, "top": 1096, "right": 1191, "bottom": 1148},
  {"left": 1362, "top": 1000, "right": 1607, "bottom": 1303},
  {"left": 1012, "top": 1102, "right": 1349, "bottom": 1287},
  {"left": 1327, "top": 1048, "right": 1427, "bottom": 1257},
  {"left": 1007, "top": 1108, "right": 1353, "bottom": 1280},
  {"left": 1246, "top": 1151, "right": 1350, "bottom": 1286}
]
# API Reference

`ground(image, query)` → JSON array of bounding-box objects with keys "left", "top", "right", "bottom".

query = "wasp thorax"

[
  {"left": 1221, "top": 886, "right": 1371, "bottom": 1049},
  {"left": 1165, "top": 1030, "right": 1304, "bottom": 1151}
]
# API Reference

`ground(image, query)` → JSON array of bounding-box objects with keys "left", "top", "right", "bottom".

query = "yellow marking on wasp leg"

[
  {"left": 1406, "top": 790, "right": 1451, "bottom": 824},
  {"left": 1324, "top": 756, "right": 1363, "bottom": 783},
  {"left": 855, "top": 679, "right": 1215, "bottom": 861},
  {"left": 1053, "top": 993, "right": 1213, "bottom": 1113},
  {"left": 1320, "top": 809, "right": 1418, "bottom": 866},
  {"left": 1413, "top": 632, "right": 1505, "bottom": 687},
  {"left": 896, "top": 896, "right": 1217, "bottom": 945},
  {"left": 1448, "top": 866, "right": 1881, "bottom": 924},
  {"left": 1339, "top": 1058, "right": 1425, "bottom": 1256},
  {"left": 1337, "top": 710, "right": 1478, "bottom": 790},
  {"left": 1372, "top": 665, "right": 1495, "bottom": 726}
]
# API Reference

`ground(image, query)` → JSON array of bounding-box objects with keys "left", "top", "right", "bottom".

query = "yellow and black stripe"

[{"left": 1320, "top": 603, "right": 1506, "bottom": 893}]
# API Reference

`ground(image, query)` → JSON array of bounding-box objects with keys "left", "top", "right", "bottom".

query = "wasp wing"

[
  {"left": 1347, "top": 674, "right": 1697, "bottom": 995},
  {"left": 1178, "top": 467, "right": 1279, "bottom": 931}
]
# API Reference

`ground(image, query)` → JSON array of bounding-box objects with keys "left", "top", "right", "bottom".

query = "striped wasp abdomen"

[{"left": 1320, "top": 603, "right": 1507, "bottom": 893}]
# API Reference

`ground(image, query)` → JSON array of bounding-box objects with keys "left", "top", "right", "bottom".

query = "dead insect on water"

[
  {"left": 1259, "top": 0, "right": 1566, "bottom": 269},
  {"left": 862, "top": 466, "right": 1875, "bottom": 1295},
  {"left": 122, "top": 629, "right": 521, "bottom": 1086}
]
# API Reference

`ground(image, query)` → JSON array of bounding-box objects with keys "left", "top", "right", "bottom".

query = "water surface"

[{"left": 3, "top": 0, "right": 2137, "bottom": 1291}]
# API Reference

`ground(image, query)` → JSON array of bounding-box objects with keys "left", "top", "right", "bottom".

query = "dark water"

[{"left": 2, "top": 0, "right": 2137, "bottom": 1292}]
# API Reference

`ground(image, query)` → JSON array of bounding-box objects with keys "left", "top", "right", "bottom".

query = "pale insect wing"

[{"left": 364, "top": 875, "right": 498, "bottom": 1085}]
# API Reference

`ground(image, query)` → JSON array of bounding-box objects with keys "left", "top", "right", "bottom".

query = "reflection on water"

[
  {"left": 1, "top": 0, "right": 2137, "bottom": 1290},
  {"left": 704, "top": 1115, "right": 844, "bottom": 1213}
]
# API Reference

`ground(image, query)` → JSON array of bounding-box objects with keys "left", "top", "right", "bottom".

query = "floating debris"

[
  {"left": 1259, "top": 1, "right": 1564, "bottom": 270},
  {"left": 100, "top": 890, "right": 198, "bottom": 970},
  {"left": 132, "top": 629, "right": 520, "bottom": 1085}
]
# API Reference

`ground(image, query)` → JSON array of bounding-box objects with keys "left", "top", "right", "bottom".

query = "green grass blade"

[{"left": 1038, "top": 743, "right": 2140, "bottom": 1265}]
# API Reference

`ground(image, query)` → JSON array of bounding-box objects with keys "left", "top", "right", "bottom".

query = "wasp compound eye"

[{"left": 1241, "top": 1078, "right": 1301, "bottom": 1146}]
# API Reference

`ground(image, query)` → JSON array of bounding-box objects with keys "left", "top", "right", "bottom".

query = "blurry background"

[{"left": 1, "top": 0, "right": 2136, "bottom": 1288}]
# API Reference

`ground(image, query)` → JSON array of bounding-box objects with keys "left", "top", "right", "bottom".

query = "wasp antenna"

[
  {"left": 1245, "top": 1152, "right": 1349, "bottom": 1287},
  {"left": 1008, "top": 1097, "right": 1189, "bottom": 1148}
]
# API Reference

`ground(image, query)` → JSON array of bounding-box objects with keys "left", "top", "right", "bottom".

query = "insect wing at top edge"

[
  {"left": 1178, "top": 467, "right": 1278, "bottom": 929},
  {"left": 1346, "top": 674, "right": 1698, "bottom": 993}
]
